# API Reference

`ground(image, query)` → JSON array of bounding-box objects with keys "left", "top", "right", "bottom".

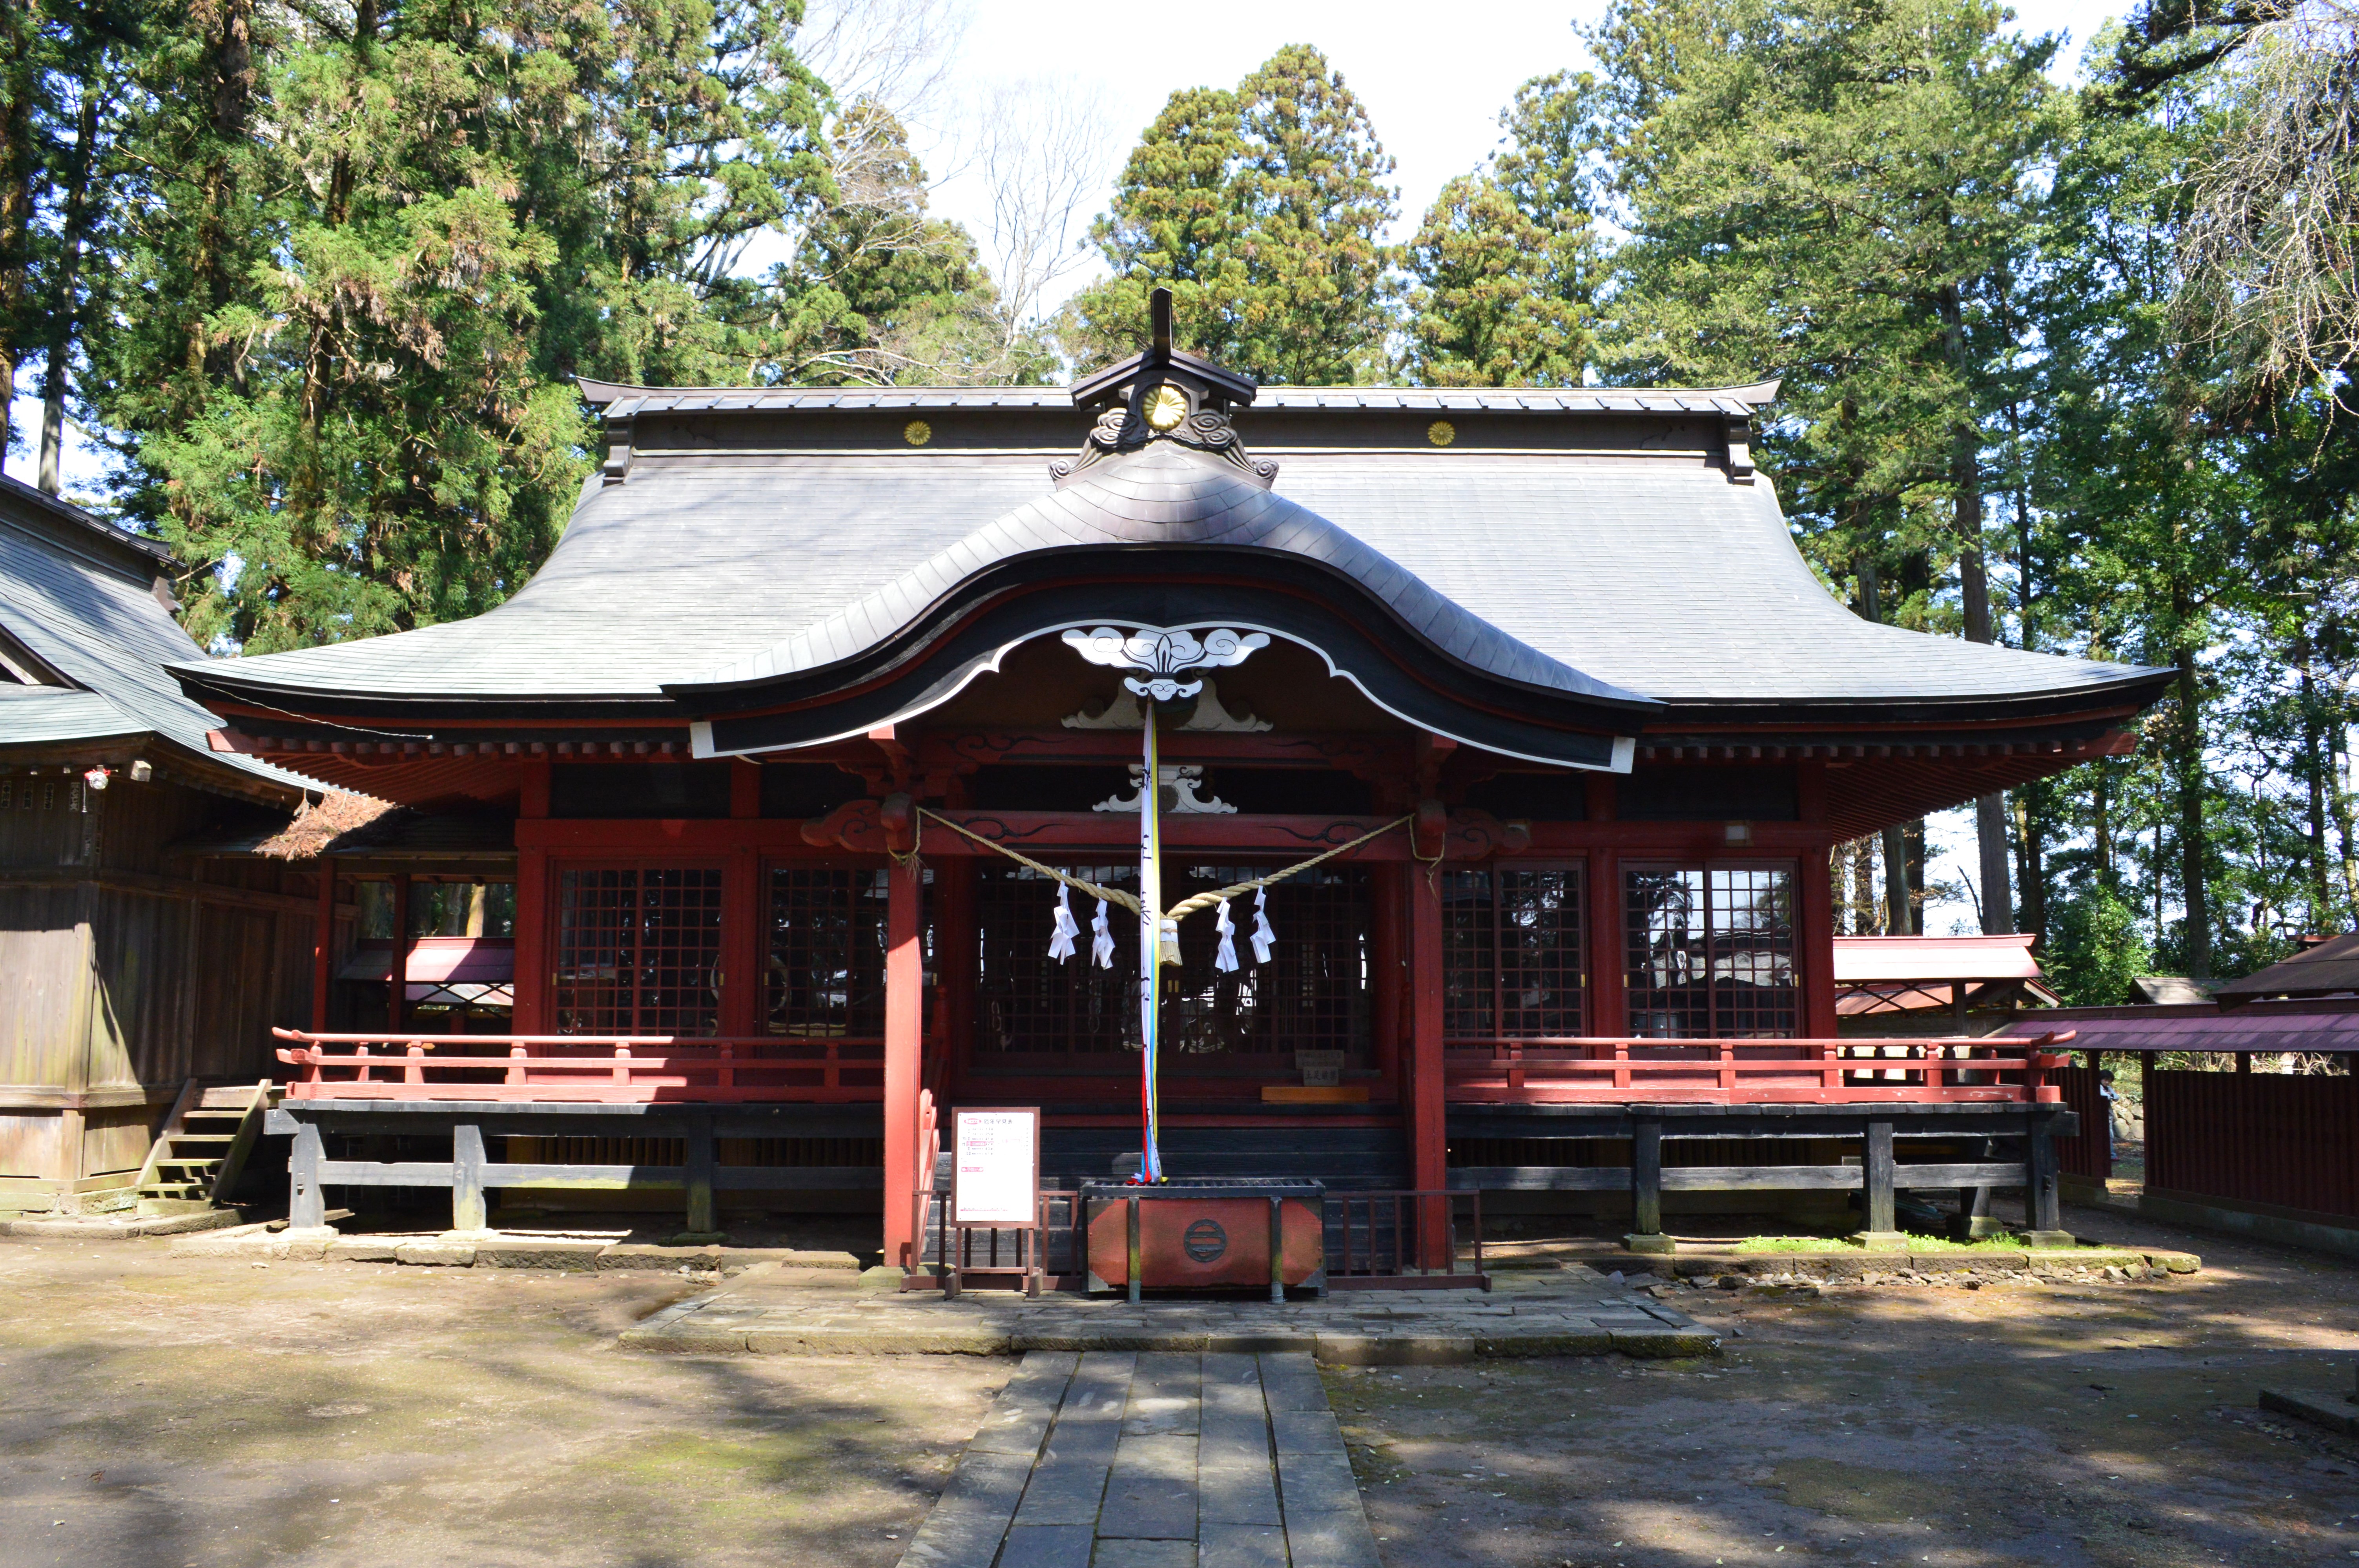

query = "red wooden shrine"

[{"left": 184, "top": 296, "right": 2168, "bottom": 1266}]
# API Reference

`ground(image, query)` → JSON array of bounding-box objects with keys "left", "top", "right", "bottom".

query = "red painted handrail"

[
  {"left": 1442, "top": 1032, "right": 2075, "bottom": 1105},
  {"left": 271, "top": 1027, "right": 884, "bottom": 1103}
]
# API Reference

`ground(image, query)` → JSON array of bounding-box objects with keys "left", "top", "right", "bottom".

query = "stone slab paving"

[
  {"left": 621, "top": 1263, "right": 1722, "bottom": 1364},
  {"left": 899, "top": 1350, "right": 1383, "bottom": 1568}
]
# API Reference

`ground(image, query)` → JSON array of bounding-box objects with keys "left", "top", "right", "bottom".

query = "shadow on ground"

[{"left": 1335, "top": 1202, "right": 2359, "bottom": 1566}]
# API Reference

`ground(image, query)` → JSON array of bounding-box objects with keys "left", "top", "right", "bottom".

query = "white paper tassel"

[
  {"left": 1213, "top": 898, "right": 1240, "bottom": 973},
  {"left": 1048, "top": 884, "right": 1079, "bottom": 962},
  {"left": 1090, "top": 896, "right": 1116, "bottom": 969},
  {"left": 1249, "top": 886, "right": 1276, "bottom": 964}
]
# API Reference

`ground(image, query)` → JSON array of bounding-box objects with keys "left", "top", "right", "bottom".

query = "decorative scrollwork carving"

[
  {"left": 1061, "top": 624, "right": 1270, "bottom": 702},
  {"left": 1051, "top": 389, "right": 1278, "bottom": 489}
]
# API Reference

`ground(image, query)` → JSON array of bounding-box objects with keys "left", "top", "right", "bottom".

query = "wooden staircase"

[{"left": 134, "top": 1080, "right": 275, "bottom": 1217}]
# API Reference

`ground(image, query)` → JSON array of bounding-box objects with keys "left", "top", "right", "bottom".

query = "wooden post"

[
  {"left": 684, "top": 1114, "right": 718, "bottom": 1236},
  {"left": 451, "top": 1123, "right": 488, "bottom": 1233},
  {"left": 1627, "top": 1117, "right": 1668, "bottom": 1251},
  {"left": 1861, "top": 1119, "right": 1901, "bottom": 1245},
  {"left": 1798, "top": 842, "right": 1839, "bottom": 1037},
  {"left": 1588, "top": 848, "right": 1623, "bottom": 1036},
  {"left": 388, "top": 873, "right": 411, "bottom": 1033},
  {"left": 311, "top": 857, "right": 335, "bottom": 1032},
  {"left": 289, "top": 1120, "right": 325, "bottom": 1229},
  {"left": 882, "top": 855, "right": 923, "bottom": 1270},
  {"left": 514, "top": 758, "right": 551, "bottom": 1034},
  {"left": 1406, "top": 838, "right": 1448, "bottom": 1265},
  {"left": 2024, "top": 1110, "right": 2070, "bottom": 1245}
]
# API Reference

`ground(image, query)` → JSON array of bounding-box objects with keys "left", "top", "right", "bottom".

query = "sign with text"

[{"left": 950, "top": 1107, "right": 1041, "bottom": 1228}]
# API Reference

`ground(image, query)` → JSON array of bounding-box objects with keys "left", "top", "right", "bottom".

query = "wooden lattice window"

[
  {"left": 554, "top": 867, "right": 723, "bottom": 1035},
  {"left": 975, "top": 864, "right": 1140, "bottom": 1059},
  {"left": 972, "top": 862, "right": 1371, "bottom": 1066},
  {"left": 766, "top": 868, "right": 890, "bottom": 1038},
  {"left": 1622, "top": 863, "right": 1797, "bottom": 1039},
  {"left": 1443, "top": 866, "right": 1586, "bottom": 1039}
]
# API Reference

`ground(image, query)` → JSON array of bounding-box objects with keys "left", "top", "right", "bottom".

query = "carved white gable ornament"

[{"left": 1061, "top": 625, "right": 1270, "bottom": 703}]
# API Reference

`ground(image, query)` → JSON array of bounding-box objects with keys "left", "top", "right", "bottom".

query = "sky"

[{"left": 5, "top": 0, "right": 2129, "bottom": 932}]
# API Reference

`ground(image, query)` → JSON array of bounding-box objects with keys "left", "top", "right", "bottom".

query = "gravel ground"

[
  {"left": 0, "top": 1240, "right": 1006, "bottom": 1568},
  {"left": 1332, "top": 1204, "right": 2359, "bottom": 1567},
  {"left": 0, "top": 1203, "right": 2353, "bottom": 1568}
]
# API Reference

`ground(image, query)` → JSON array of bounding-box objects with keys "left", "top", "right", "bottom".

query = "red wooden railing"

[
  {"left": 2146, "top": 1067, "right": 2359, "bottom": 1223},
  {"left": 272, "top": 1028, "right": 884, "bottom": 1103},
  {"left": 1442, "top": 1032, "right": 2075, "bottom": 1105}
]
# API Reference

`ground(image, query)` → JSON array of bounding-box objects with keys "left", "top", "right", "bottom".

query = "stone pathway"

[
  {"left": 899, "top": 1350, "right": 1378, "bottom": 1568},
  {"left": 623, "top": 1262, "right": 1720, "bottom": 1364}
]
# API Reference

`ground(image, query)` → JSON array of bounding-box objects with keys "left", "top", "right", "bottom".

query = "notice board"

[{"left": 950, "top": 1107, "right": 1041, "bottom": 1228}]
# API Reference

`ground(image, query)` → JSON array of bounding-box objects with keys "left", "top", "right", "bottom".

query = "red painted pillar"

[
  {"left": 388, "top": 873, "right": 411, "bottom": 1035},
  {"left": 1587, "top": 774, "right": 1625, "bottom": 1039},
  {"left": 882, "top": 853, "right": 924, "bottom": 1270},
  {"left": 1407, "top": 838, "right": 1448, "bottom": 1265},
  {"left": 1798, "top": 842, "right": 1838, "bottom": 1038},
  {"left": 311, "top": 856, "right": 335, "bottom": 1032},
  {"left": 514, "top": 757, "right": 551, "bottom": 1036}
]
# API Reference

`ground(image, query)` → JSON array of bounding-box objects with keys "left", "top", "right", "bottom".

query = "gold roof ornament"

[{"left": 1144, "top": 385, "right": 1188, "bottom": 432}]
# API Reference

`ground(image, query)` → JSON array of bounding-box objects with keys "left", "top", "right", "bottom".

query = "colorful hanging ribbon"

[{"left": 1137, "top": 701, "right": 1165, "bottom": 1182}]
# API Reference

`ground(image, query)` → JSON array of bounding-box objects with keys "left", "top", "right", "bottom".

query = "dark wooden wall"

[{"left": 0, "top": 771, "right": 317, "bottom": 1187}]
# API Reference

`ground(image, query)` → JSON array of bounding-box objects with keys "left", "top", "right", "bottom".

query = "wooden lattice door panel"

[
  {"left": 1442, "top": 866, "right": 1587, "bottom": 1040},
  {"left": 764, "top": 868, "right": 890, "bottom": 1038},
  {"left": 553, "top": 868, "right": 724, "bottom": 1036},
  {"left": 1621, "top": 862, "right": 1798, "bottom": 1039},
  {"left": 971, "top": 862, "right": 1372, "bottom": 1067}
]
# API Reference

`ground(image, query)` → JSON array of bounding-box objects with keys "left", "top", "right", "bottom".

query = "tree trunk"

[
  {"left": 37, "top": 79, "right": 102, "bottom": 496},
  {"left": 2013, "top": 785, "right": 2047, "bottom": 945},
  {"left": 2334, "top": 723, "right": 2359, "bottom": 927},
  {"left": 2175, "top": 645, "right": 2211, "bottom": 979},
  {"left": 1940, "top": 281, "right": 2012, "bottom": 935},
  {"left": 1851, "top": 837, "right": 1875, "bottom": 935},
  {"left": 1905, "top": 819, "right": 1927, "bottom": 934},
  {"left": 1883, "top": 825, "right": 1911, "bottom": 935},
  {"left": 2300, "top": 658, "right": 2330, "bottom": 932},
  {"left": 0, "top": 0, "right": 37, "bottom": 461}
]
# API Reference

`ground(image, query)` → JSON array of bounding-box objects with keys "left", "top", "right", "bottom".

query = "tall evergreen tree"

[
  {"left": 1066, "top": 45, "right": 1397, "bottom": 383},
  {"left": 1402, "top": 76, "right": 1606, "bottom": 387},
  {"left": 1584, "top": 0, "right": 2061, "bottom": 934},
  {"left": 90, "top": 0, "right": 835, "bottom": 652}
]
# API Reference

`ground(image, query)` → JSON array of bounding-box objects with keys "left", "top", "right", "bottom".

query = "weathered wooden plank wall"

[{"left": 0, "top": 775, "right": 316, "bottom": 1182}]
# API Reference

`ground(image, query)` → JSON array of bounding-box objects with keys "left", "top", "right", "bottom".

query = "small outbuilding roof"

[
  {"left": 2211, "top": 934, "right": 2359, "bottom": 1005},
  {"left": 0, "top": 474, "right": 320, "bottom": 799}
]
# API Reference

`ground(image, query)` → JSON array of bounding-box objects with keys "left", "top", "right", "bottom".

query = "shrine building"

[{"left": 175, "top": 301, "right": 2173, "bottom": 1271}]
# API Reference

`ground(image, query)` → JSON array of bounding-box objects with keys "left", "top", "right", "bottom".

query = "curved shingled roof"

[
  {"left": 170, "top": 383, "right": 2171, "bottom": 746},
  {"left": 673, "top": 440, "right": 1650, "bottom": 710}
]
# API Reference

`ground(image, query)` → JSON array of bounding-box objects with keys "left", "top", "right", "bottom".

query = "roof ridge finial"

[{"left": 1149, "top": 286, "right": 1172, "bottom": 360}]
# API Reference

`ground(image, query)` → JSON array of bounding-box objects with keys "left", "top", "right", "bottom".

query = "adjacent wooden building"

[
  {"left": 0, "top": 476, "right": 325, "bottom": 1212},
  {"left": 174, "top": 310, "right": 2173, "bottom": 1262}
]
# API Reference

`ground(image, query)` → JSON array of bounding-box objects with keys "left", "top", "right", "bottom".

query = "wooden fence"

[
  {"left": 2146, "top": 1068, "right": 2358, "bottom": 1223},
  {"left": 2053, "top": 1064, "right": 2112, "bottom": 1181}
]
